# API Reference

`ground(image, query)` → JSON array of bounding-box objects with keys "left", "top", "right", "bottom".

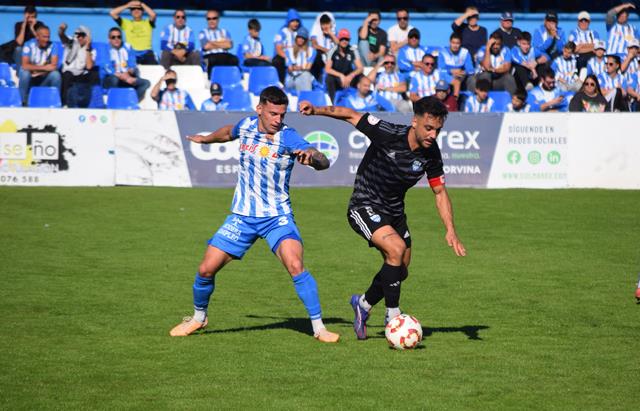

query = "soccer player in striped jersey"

[
  {"left": 367, "top": 54, "right": 412, "bottom": 113},
  {"left": 605, "top": 3, "right": 638, "bottom": 58},
  {"left": 150, "top": 69, "right": 195, "bottom": 110},
  {"left": 284, "top": 27, "right": 316, "bottom": 93},
  {"left": 409, "top": 54, "right": 452, "bottom": 102},
  {"left": 568, "top": 11, "right": 601, "bottom": 69},
  {"left": 170, "top": 87, "right": 339, "bottom": 343},
  {"left": 587, "top": 40, "right": 607, "bottom": 76},
  {"left": 551, "top": 42, "right": 580, "bottom": 91},
  {"left": 299, "top": 96, "right": 466, "bottom": 340},
  {"left": 241, "top": 19, "right": 271, "bottom": 67},
  {"left": 464, "top": 78, "right": 495, "bottom": 112}
]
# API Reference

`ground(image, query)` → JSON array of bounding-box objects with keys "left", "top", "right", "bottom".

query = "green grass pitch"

[{"left": 1, "top": 186, "right": 639, "bottom": 410}]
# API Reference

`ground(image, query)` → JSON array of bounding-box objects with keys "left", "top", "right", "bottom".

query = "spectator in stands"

[
  {"left": 438, "top": 33, "right": 474, "bottom": 98},
  {"left": 285, "top": 27, "right": 315, "bottom": 93},
  {"left": 159, "top": 9, "right": 199, "bottom": 69},
  {"left": 358, "top": 11, "right": 387, "bottom": 66},
  {"left": 470, "top": 32, "right": 517, "bottom": 95},
  {"left": 151, "top": 69, "right": 195, "bottom": 110},
  {"left": 240, "top": 19, "right": 271, "bottom": 67},
  {"left": 452, "top": 7, "right": 487, "bottom": 58},
  {"left": 626, "top": 70, "right": 640, "bottom": 110},
  {"left": 11, "top": 5, "right": 43, "bottom": 68},
  {"left": 58, "top": 24, "right": 98, "bottom": 108},
  {"left": 621, "top": 39, "right": 640, "bottom": 81},
  {"left": 409, "top": 54, "right": 451, "bottom": 102},
  {"left": 529, "top": 67, "right": 567, "bottom": 112},
  {"left": 569, "top": 74, "right": 609, "bottom": 112},
  {"left": 102, "top": 27, "right": 150, "bottom": 102},
  {"left": 598, "top": 54, "right": 629, "bottom": 111},
  {"left": 310, "top": 13, "right": 337, "bottom": 81},
  {"left": 340, "top": 75, "right": 393, "bottom": 112},
  {"left": 200, "top": 10, "right": 238, "bottom": 78},
  {"left": 507, "top": 89, "right": 532, "bottom": 112},
  {"left": 587, "top": 40, "right": 607, "bottom": 76},
  {"left": 568, "top": 11, "right": 600, "bottom": 70},
  {"left": 200, "top": 82, "right": 228, "bottom": 111},
  {"left": 325, "top": 29, "right": 363, "bottom": 103},
  {"left": 511, "top": 31, "right": 547, "bottom": 91},
  {"left": 387, "top": 9, "right": 414, "bottom": 55},
  {"left": 366, "top": 54, "right": 412, "bottom": 113},
  {"left": 18, "top": 25, "right": 60, "bottom": 106},
  {"left": 552, "top": 42, "right": 581, "bottom": 91},
  {"left": 397, "top": 28, "right": 428, "bottom": 75},
  {"left": 273, "top": 8, "right": 302, "bottom": 83},
  {"left": 434, "top": 79, "right": 458, "bottom": 112},
  {"left": 109, "top": 1, "right": 157, "bottom": 64},
  {"left": 605, "top": 3, "right": 638, "bottom": 58},
  {"left": 464, "top": 78, "right": 494, "bottom": 112},
  {"left": 491, "top": 12, "right": 522, "bottom": 49},
  {"left": 533, "top": 12, "right": 566, "bottom": 61}
]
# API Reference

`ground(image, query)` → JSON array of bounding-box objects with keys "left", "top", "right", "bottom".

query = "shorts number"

[{"left": 278, "top": 217, "right": 289, "bottom": 226}]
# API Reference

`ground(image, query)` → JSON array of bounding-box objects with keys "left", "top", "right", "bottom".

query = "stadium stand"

[
  {"left": 248, "top": 66, "right": 281, "bottom": 95},
  {"left": 224, "top": 86, "right": 252, "bottom": 111},
  {"left": 488, "top": 91, "right": 511, "bottom": 111},
  {"left": 0, "top": 62, "right": 15, "bottom": 87},
  {"left": 211, "top": 66, "right": 243, "bottom": 89},
  {"left": 0, "top": 87, "right": 22, "bottom": 107},
  {"left": 88, "top": 85, "right": 106, "bottom": 108},
  {"left": 28, "top": 87, "right": 62, "bottom": 108},
  {"left": 298, "top": 90, "right": 331, "bottom": 106},
  {"left": 106, "top": 87, "right": 139, "bottom": 109}
]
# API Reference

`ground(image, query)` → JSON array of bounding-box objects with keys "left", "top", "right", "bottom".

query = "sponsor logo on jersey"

[
  {"left": 367, "top": 114, "right": 381, "bottom": 125},
  {"left": 412, "top": 160, "right": 422, "bottom": 171}
]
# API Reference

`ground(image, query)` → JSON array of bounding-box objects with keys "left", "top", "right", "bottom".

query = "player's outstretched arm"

[
  {"left": 432, "top": 184, "right": 467, "bottom": 257},
  {"left": 299, "top": 101, "right": 363, "bottom": 127},
  {"left": 292, "top": 148, "right": 330, "bottom": 170},
  {"left": 186, "top": 125, "right": 234, "bottom": 144}
]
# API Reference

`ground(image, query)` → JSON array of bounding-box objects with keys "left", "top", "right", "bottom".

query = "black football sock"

[
  {"left": 380, "top": 263, "right": 403, "bottom": 308},
  {"left": 364, "top": 270, "right": 385, "bottom": 307}
]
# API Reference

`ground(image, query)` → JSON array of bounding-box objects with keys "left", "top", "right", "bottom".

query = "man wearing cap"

[
  {"left": 452, "top": 6, "right": 488, "bottom": 58},
  {"left": 533, "top": 12, "right": 566, "bottom": 61},
  {"left": 285, "top": 27, "right": 316, "bottom": 93},
  {"left": 387, "top": 9, "right": 414, "bottom": 55},
  {"left": 621, "top": 39, "right": 640, "bottom": 82},
  {"left": 587, "top": 40, "right": 607, "bottom": 76},
  {"left": 58, "top": 23, "right": 98, "bottom": 107},
  {"left": 367, "top": 54, "right": 412, "bottom": 113},
  {"left": 199, "top": 10, "right": 238, "bottom": 78},
  {"left": 568, "top": 11, "right": 601, "bottom": 69},
  {"left": 606, "top": 3, "right": 638, "bottom": 58},
  {"left": 325, "top": 28, "right": 363, "bottom": 102},
  {"left": 110, "top": 1, "right": 157, "bottom": 64},
  {"left": 200, "top": 82, "right": 228, "bottom": 111},
  {"left": 358, "top": 11, "right": 388, "bottom": 66},
  {"left": 491, "top": 12, "right": 522, "bottom": 49},
  {"left": 434, "top": 79, "right": 458, "bottom": 112},
  {"left": 397, "top": 28, "right": 430, "bottom": 75}
]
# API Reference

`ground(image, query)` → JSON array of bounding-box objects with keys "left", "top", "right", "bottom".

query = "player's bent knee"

[
  {"left": 286, "top": 259, "right": 305, "bottom": 276},
  {"left": 383, "top": 242, "right": 406, "bottom": 264}
]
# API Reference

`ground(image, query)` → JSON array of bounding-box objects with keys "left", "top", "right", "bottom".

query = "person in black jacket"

[{"left": 569, "top": 74, "right": 609, "bottom": 112}]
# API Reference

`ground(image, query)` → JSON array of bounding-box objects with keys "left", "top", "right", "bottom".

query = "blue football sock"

[
  {"left": 292, "top": 271, "right": 322, "bottom": 320},
  {"left": 193, "top": 273, "right": 215, "bottom": 318}
]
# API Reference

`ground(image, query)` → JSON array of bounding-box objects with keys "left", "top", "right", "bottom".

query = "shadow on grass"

[
  {"left": 372, "top": 325, "right": 489, "bottom": 341},
  {"left": 200, "top": 315, "right": 351, "bottom": 336}
]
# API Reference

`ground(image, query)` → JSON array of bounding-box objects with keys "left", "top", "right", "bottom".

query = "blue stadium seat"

[
  {"left": 106, "top": 87, "right": 139, "bottom": 109},
  {"left": 93, "top": 42, "right": 111, "bottom": 67},
  {"left": 248, "top": 66, "right": 280, "bottom": 95},
  {"left": 0, "top": 87, "right": 22, "bottom": 107},
  {"left": 53, "top": 41, "right": 64, "bottom": 68},
  {"left": 211, "top": 66, "right": 242, "bottom": 89},
  {"left": 488, "top": 91, "right": 511, "bottom": 112},
  {"left": 28, "top": 87, "right": 61, "bottom": 108},
  {"left": 0, "top": 62, "right": 15, "bottom": 87},
  {"left": 224, "top": 87, "right": 252, "bottom": 111},
  {"left": 89, "top": 86, "right": 106, "bottom": 109},
  {"left": 298, "top": 90, "right": 328, "bottom": 106}
]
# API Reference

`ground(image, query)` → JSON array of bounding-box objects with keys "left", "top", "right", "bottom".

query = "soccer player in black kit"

[{"left": 299, "top": 96, "right": 466, "bottom": 340}]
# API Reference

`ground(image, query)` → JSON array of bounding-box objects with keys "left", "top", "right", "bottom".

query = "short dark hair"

[
  {"left": 475, "top": 79, "right": 491, "bottom": 92},
  {"left": 540, "top": 66, "right": 555, "bottom": 79},
  {"left": 490, "top": 31, "right": 502, "bottom": 41},
  {"left": 369, "top": 10, "right": 381, "bottom": 18},
  {"left": 564, "top": 41, "right": 576, "bottom": 52},
  {"left": 109, "top": 27, "right": 122, "bottom": 34},
  {"left": 36, "top": 24, "right": 49, "bottom": 32},
  {"left": 518, "top": 31, "right": 532, "bottom": 42},
  {"left": 248, "top": 18, "right": 261, "bottom": 31},
  {"left": 259, "top": 86, "right": 288, "bottom": 106},
  {"left": 207, "top": 9, "right": 220, "bottom": 15},
  {"left": 450, "top": 32, "right": 462, "bottom": 42},
  {"left": 24, "top": 5, "right": 37, "bottom": 14},
  {"left": 413, "top": 96, "right": 448, "bottom": 120},
  {"left": 607, "top": 54, "right": 621, "bottom": 66},
  {"left": 320, "top": 14, "right": 332, "bottom": 25},
  {"left": 174, "top": 9, "right": 186, "bottom": 16},
  {"left": 396, "top": 8, "right": 409, "bottom": 15},
  {"left": 513, "top": 89, "right": 527, "bottom": 101},
  {"left": 422, "top": 53, "right": 436, "bottom": 63}
]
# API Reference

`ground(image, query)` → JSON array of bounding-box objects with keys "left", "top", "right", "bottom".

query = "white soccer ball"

[{"left": 385, "top": 314, "right": 423, "bottom": 350}]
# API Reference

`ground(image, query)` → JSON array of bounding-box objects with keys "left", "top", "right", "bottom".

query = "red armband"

[{"left": 428, "top": 175, "right": 445, "bottom": 188}]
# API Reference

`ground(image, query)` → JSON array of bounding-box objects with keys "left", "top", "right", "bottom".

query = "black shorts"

[{"left": 347, "top": 206, "right": 411, "bottom": 248}]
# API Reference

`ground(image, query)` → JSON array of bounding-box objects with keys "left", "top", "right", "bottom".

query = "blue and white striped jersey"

[
  {"left": 532, "top": 25, "right": 566, "bottom": 57},
  {"left": 410, "top": 70, "right": 450, "bottom": 97},
  {"left": 586, "top": 56, "right": 606, "bottom": 76},
  {"left": 510, "top": 45, "right": 546, "bottom": 65},
  {"left": 199, "top": 27, "right": 232, "bottom": 55},
  {"left": 568, "top": 28, "right": 600, "bottom": 46},
  {"left": 21, "top": 39, "right": 58, "bottom": 65},
  {"left": 311, "top": 32, "right": 335, "bottom": 51},
  {"left": 623, "top": 57, "right": 640, "bottom": 82},
  {"left": 529, "top": 85, "right": 567, "bottom": 111},
  {"left": 285, "top": 46, "right": 316, "bottom": 77},
  {"left": 607, "top": 23, "right": 638, "bottom": 56},
  {"left": 551, "top": 55, "right": 578, "bottom": 83},
  {"left": 597, "top": 72, "right": 628, "bottom": 90},
  {"left": 375, "top": 71, "right": 406, "bottom": 101},
  {"left": 464, "top": 95, "right": 494, "bottom": 113},
  {"left": 200, "top": 99, "right": 229, "bottom": 111},
  {"left": 437, "top": 46, "right": 474, "bottom": 74},
  {"left": 629, "top": 71, "right": 640, "bottom": 94},
  {"left": 160, "top": 24, "right": 195, "bottom": 52},
  {"left": 158, "top": 89, "right": 196, "bottom": 111},
  {"left": 475, "top": 46, "right": 512, "bottom": 73},
  {"left": 230, "top": 116, "right": 311, "bottom": 217},
  {"left": 274, "top": 27, "right": 296, "bottom": 54},
  {"left": 397, "top": 45, "right": 428, "bottom": 73},
  {"left": 241, "top": 35, "right": 263, "bottom": 58},
  {"left": 506, "top": 102, "right": 532, "bottom": 112},
  {"left": 104, "top": 43, "right": 136, "bottom": 75}
]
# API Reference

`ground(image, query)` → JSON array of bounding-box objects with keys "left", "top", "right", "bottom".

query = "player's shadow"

[
  {"left": 373, "top": 325, "right": 489, "bottom": 341},
  {"left": 201, "top": 315, "right": 351, "bottom": 336}
]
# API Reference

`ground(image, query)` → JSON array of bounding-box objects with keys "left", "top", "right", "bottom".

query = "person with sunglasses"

[
  {"left": 387, "top": 9, "right": 414, "bottom": 55},
  {"left": 568, "top": 11, "right": 601, "bottom": 70},
  {"left": 409, "top": 54, "right": 452, "bottom": 103},
  {"left": 598, "top": 54, "right": 630, "bottom": 111},
  {"left": 587, "top": 40, "right": 607, "bottom": 76},
  {"left": 159, "top": 9, "right": 199, "bottom": 69},
  {"left": 529, "top": 67, "right": 568, "bottom": 112},
  {"left": 102, "top": 27, "right": 151, "bottom": 102},
  {"left": 325, "top": 29, "right": 363, "bottom": 103},
  {"left": 397, "top": 28, "right": 430, "bottom": 75},
  {"left": 569, "top": 74, "right": 609, "bottom": 112},
  {"left": 367, "top": 54, "right": 412, "bottom": 113},
  {"left": 358, "top": 10, "right": 387, "bottom": 66},
  {"left": 109, "top": 1, "right": 157, "bottom": 64},
  {"left": 199, "top": 9, "right": 238, "bottom": 78},
  {"left": 58, "top": 23, "right": 98, "bottom": 107}
]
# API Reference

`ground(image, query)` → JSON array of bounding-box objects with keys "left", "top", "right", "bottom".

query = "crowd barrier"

[{"left": 0, "top": 108, "right": 638, "bottom": 189}]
